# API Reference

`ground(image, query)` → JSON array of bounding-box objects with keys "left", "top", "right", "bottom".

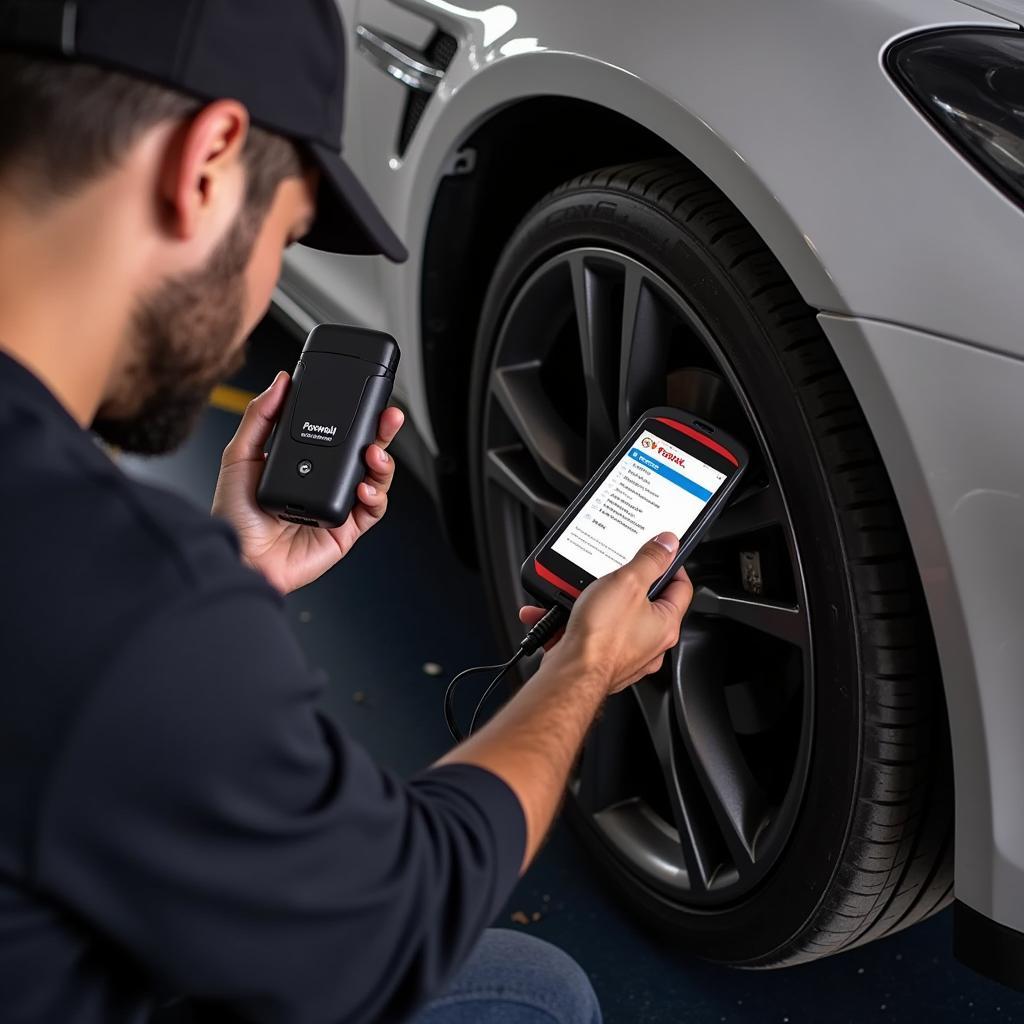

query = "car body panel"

[
  {"left": 823, "top": 315, "right": 1024, "bottom": 931},
  {"left": 281, "top": 0, "right": 1022, "bottom": 447},
  {"left": 277, "top": 0, "right": 1024, "bottom": 941},
  {"left": 955, "top": 0, "right": 1024, "bottom": 23}
]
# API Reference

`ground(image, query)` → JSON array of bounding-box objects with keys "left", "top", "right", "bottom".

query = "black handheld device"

[
  {"left": 256, "top": 324, "right": 400, "bottom": 528},
  {"left": 521, "top": 407, "right": 749, "bottom": 609},
  {"left": 444, "top": 407, "right": 749, "bottom": 742}
]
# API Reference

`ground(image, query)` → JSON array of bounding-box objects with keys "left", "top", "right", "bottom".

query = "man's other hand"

[
  {"left": 519, "top": 532, "right": 693, "bottom": 695},
  {"left": 212, "top": 371, "right": 404, "bottom": 594}
]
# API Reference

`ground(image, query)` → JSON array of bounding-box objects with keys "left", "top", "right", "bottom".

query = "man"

[{"left": 0, "top": 2, "right": 693, "bottom": 1022}]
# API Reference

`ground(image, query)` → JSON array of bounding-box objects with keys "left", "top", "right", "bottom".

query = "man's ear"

[{"left": 158, "top": 99, "right": 249, "bottom": 242}]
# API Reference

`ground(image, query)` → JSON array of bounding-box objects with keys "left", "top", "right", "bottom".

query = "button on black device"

[{"left": 257, "top": 324, "right": 401, "bottom": 528}]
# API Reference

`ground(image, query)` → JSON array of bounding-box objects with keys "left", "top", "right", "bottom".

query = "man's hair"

[{"left": 0, "top": 52, "right": 304, "bottom": 216}]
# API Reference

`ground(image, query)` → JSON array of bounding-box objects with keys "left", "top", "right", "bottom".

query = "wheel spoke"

[
  {"left": 669, "top": 631, "right": 772, "bottom": 873},
  {"left": 689, "top": 584, "right": 807, "bottom": 647},
  {"left": 706, "top": 481, "right": 786, "bottom": 542},
  {"left": 569, "top": 254, "right": 619, "bottom": 467},
  {"left": 575, "top": 692, "right": 640, "bottom": 815},
  {"left": 632, "top": 679, "right": 716, "bottom": 891},
  {"left": 484, "top": 446, "right": 563, "bottom": 529},
  {"left": 618, "top": 265, "right": 670, "bottom": 429},
  {"left": 492, "top": 361, "right": 584, "bottom": 499}
]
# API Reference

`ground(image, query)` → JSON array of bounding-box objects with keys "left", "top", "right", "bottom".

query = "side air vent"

[
  {"left": 356, "top": 23, "right": 457, "bottom": 157},
  {"left": 398, "top": 31, "right": 457, "bottom": 155}
]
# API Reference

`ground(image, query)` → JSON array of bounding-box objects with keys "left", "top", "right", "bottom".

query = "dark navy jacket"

[{"left": 0, "top": 351, "right": 525, "bottom": 1023}]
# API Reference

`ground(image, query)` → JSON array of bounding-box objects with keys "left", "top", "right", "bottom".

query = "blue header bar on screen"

[{"left": 627, "top": 449, "right": 713, "bottom": 502}]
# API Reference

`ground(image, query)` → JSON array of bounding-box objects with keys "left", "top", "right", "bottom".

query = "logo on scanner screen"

[{"left": 640, "top": 436, "right": 686, "bottom": 467}]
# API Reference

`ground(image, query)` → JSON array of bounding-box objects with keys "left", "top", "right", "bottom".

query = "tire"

[{"left": 467, "top": 158, "right": 953, "bottom": 965}]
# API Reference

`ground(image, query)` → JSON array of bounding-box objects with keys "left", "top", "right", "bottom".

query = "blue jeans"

[{"left": 411, "top": 930, "right": 602, "bottom": 1024}]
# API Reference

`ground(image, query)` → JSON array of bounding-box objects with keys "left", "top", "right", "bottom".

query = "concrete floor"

[{"left": 126, "top": 318, "right": 1024, "bottom": 1024}]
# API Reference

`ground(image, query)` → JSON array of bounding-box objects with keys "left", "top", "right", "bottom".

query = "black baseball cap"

[{"left": 0, "top": 0, "right": 408, "bottom": 261}]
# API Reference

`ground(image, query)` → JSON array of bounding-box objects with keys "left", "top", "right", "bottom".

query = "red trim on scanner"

[
  {"left": 655, "top": 417, "right": 739, "bottom": 466},
  {"left": 534, "top": 559, "right": 582, "bottom": 598}
]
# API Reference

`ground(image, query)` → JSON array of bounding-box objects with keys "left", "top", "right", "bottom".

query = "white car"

[{"left": 274, "top": 0, "right": 1024, "bottom": 984}]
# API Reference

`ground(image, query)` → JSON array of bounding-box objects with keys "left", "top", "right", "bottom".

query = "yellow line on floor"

[{"left": 209, "top": 384, "right": 256, "bottom": 416}]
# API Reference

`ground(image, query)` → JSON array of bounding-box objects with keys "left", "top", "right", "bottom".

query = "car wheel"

[{"left": 467, "top": 159, "right": 953, "bottom": 965}]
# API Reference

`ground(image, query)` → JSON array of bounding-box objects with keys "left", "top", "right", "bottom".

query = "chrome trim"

[{"left": 355, "top": 24, "right": 446, "bottom": 94}]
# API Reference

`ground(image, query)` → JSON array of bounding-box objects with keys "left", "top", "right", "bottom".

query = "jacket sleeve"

[{"left": 33, "top": 585, "right": 525, "bottom": 1024}]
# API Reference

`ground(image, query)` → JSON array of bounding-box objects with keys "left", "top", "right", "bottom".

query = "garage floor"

[{"left": 125, "top": 319, "right": 1024, "bottom": 1024}]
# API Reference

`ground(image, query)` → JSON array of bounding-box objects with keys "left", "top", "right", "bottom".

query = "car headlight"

[{"left": 887, "top": 29, "right": 1024, "bottom": 209}]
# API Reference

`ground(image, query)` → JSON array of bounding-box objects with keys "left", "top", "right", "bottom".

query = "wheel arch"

[
  {"left": 419, "top": 96, "right": 671, "bottom": 561},
  {"left": 413, "top": 57, "right": 844, "bottom": 562}
]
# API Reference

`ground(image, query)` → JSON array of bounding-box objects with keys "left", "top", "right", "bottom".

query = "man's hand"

[
  {"left": 442, "top": 532, "right": 693, "bottom": 870},
  {"left": 212, "top": 372, "right": 404, "bottom": 594},
  {"left": 519, "top": 532, "right": 693, "bottom": 694}
]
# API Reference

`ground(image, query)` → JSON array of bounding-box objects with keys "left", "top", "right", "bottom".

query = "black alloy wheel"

[{"left": 468, "top": 160, "right": 954, "bottom": 965}]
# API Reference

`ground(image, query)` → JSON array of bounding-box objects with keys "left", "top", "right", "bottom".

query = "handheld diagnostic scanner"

[{"left": 256, "top": 324, "right": 400, "bottom": 528}]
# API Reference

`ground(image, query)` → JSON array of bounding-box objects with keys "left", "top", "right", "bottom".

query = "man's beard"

[{"left": 92, "top": 209, "right": 259, "bottom": 455}]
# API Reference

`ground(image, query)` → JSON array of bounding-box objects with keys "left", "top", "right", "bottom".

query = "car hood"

[{"left": 953, "top": 0, "right": 1024, "bottom": 26}]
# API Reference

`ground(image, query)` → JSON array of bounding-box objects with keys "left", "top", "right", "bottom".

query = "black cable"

[
  {"left": 443, "top": 604, "right": 569, "bottom": 742},
  {"left": 443, "top": 655, "right": 520, "bottom": 743},
  {"left": 518, "top": 605, "right": 569, "bottom": 656},
  {"left": 467, "top": 652, "right": 525, "bottom": 737}
]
